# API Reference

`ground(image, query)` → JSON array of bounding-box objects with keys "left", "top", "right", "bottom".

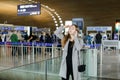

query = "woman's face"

[{"left": 68, "top": 25, "right": 76, "bottom": 35}]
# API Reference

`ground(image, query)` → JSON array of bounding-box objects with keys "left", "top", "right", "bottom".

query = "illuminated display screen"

[
  {"left": 115, "top": 22, "right": 120, "bottom": 31},
  {"left": 17, "top": 3, "right": 40, "bottom": 16}
]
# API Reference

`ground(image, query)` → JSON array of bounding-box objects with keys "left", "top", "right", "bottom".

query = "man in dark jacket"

[{"left": 95, "top": 31, "right": 102, "bottom": 44}]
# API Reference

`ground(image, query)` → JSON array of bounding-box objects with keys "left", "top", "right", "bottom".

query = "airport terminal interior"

[{"left": 0, "top": 0, "right": 120, "bottom": 80}]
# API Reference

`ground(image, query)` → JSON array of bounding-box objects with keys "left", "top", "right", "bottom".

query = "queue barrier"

[
  {"left": 0, "top": 42, "right": 63, "bottom": 68},
  {"left": 0, "top": 42, "right": 54, "bottom": 46},
  {"left": 102, "top": 40, "right": 119, "bottom": 53},
  {"left": 84, "top": 44, "right": 101, "bottom": 49},
  {"left": 0, "top": 42, "right": 102, "bottom": 49},
  {"left": 0, "top": 41, "right": 99, "bottom": 79},
  {"left": 102, "top": 40, "right": 119, "bottom": 48}
]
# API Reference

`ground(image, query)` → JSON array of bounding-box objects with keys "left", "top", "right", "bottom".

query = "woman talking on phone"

[{"left": 54, "top": 24, "right": 83, "bottom": 80}]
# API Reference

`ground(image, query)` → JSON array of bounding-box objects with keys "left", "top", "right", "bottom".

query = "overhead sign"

[
  {"left": 87, "top": 26, "right": 112, "bottom": 31},
  {"left": 72, "top": 18, "right": 84, "bottom": 30},
  {"left": 14, "top": 26, "right": 24, "bottom": 30},
  {"left": 17, "top": 3, "right": 41, "bottom": 16}
]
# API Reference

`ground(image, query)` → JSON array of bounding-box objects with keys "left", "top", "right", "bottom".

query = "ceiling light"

[
  {"left": 60, "top": 24, "right": 64, "bottom": 26},
  {"left": 55, "top": 24, "right": 58, "bottom": 26},
  {"left": 60, "top": 20, "right": 63, "bottom": 23},
  {"left": 59, "top": 18, "right": 62, "bottom": 20},
  {"left": 54, "top": 21, "right": 57, "bottom": 23}
]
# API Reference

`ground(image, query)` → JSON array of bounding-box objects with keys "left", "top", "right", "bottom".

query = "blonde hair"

[{"left": 61, "top": 24, "right": 80, "bottom": 48}]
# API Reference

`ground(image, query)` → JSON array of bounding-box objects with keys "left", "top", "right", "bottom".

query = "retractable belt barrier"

[{"left": 102, "top": 40, "right": 119, "bottom": 48}]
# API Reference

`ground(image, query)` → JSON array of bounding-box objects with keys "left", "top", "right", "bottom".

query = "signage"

[
  {"left": 17, "top": 3, "right": 41, "bottom": 16},
  {"left": 72, "top": 18, "right": 84, "bottom": 30}
]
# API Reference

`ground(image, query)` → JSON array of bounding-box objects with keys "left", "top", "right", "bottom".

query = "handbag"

[
  {"left": 78, "top": 64, "right": 86, "bottom": 72},
  {"left": 78, "top": 50, "right": 86, "bottom": 72}
]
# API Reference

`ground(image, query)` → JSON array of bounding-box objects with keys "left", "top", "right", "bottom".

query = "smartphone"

[{"left": 64, "top": 21, "right": 72, "bottom": 34}]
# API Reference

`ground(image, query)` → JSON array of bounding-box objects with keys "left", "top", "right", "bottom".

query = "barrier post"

[
  {"left": 86, "top": 49, "right": 97, "bottom": 77},
  {"left": 21, "top": 42, "right": 23, "bottom": 56},
  {"left": 100, "top": 43, "right": 103, "bottom": 77},
  {"left": 32, "top": 42, "right": 34, "bottom": 62},
  {"left": 52, "top": 44, "right": 54, "bottom": 58},
  {"left": 4, "top": 42, "right": 6, "bottom": 56},
  {"left": 21, "top": 42, "right": 23, "bottom": 65}
]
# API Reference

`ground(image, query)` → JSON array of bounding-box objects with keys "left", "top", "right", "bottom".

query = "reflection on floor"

[
  {"left": 97, "top": 49, "right": 120, "bottom": 79},
  {"left": 0, "top": 49, "right": 120, "bottom": 80}
]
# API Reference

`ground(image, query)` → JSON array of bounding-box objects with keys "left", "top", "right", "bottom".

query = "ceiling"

[{"left": 0, "top": 0, "right": 120, "bottom": 31}]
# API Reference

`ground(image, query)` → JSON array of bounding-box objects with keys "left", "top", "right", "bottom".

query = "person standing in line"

[
  {"left": 1, "top": 33, "right": 6, "bottom": 42},
  {"left": 54, "top": 24, "right": 83, "bottom": 80},
  {"left": 95, "top": 31, "right": 102, "bottom": 44},
  {"left": 17, "top": 31, "right": 23, "bottom": 42},
  {"left": 10, "top": 31, "right": 18, "bottom": 56}
]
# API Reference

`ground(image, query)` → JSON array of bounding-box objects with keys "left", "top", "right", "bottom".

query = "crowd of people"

[
  {"left": 0, "top": 30, "right": 60, "bottom": 56},
  {"left": 0, "top": 30, "right": 119, "bottom": 47},
  {"left": 0, "top": 30, "right": 58, "bottom": 44}
]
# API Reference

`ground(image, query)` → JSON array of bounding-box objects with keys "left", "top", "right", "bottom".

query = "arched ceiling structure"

[{"left": 0, "top": 0, "right": 120, "bottom": 31}]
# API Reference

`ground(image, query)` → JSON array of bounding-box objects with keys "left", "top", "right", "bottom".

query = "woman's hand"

[
  {"left": 75, "top": 31, "right": 78, "bottom": 37},
  {"left": 64, "top": 25, "right": 70, "bottom": 28}
]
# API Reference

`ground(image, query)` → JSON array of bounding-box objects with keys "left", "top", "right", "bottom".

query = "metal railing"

[
  {"left": 0, "top": 42, "right": 102, "bottom": 80},
  {"left": 0, "top": 48, "right": 99, "bottom": 80},
  {"left": 0, "top": 42, "right": 62, "bottom": 70},
  {"left": 102, "top": 40, "right": 119, "bottom": 53},
  {"left": 0, "top": 42, "right": 119, "bottom": 80}
]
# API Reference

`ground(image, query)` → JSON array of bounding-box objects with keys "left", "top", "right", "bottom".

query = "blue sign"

[
  {"left": 17, "top": 3, "right": 41, "bottom": 16},
  {"left": 87, "top": 26, "right": 112, "bottom": 31},
  {"left": 15, "top": 26, "right": 24, "bottom": 30},
  {"left": 72, "top": 18, "right": 84, "bottom": 30},
  {"left": 1, "top": 26, "right": 12, "bottom": 30}
]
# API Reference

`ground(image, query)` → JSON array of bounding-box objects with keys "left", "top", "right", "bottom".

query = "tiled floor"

[{"left": 0, "top": 48, "right": 120, "bottom": 80}]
